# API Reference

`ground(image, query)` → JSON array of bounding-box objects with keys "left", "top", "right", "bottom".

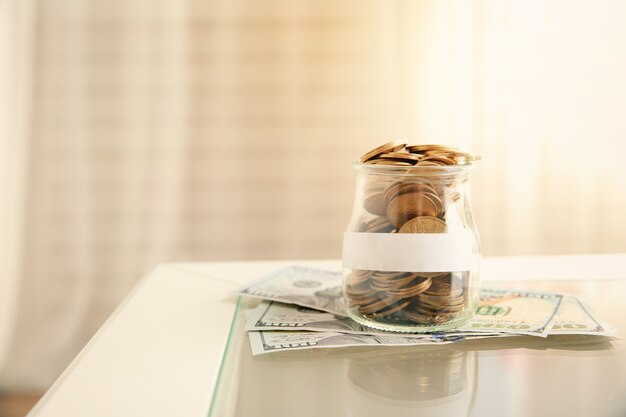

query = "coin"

[
  {"left": 420, "top": 155, "right": 456, "bottom": 165},
  {"left": 360, "top": 140, "right": 407, "bottom": 163},
  {"left": 368, "top": 300, "right": 411, "bottom": 318},
  {"left": 416, "top": 302, "right": 465, "bottom": 314},
  {"left": 368, "top": 220, "right": 395, "bottom": 233},
  {"left": 378, "top": 152, "right": 421, "bottom": 163},
  {"left": 363, "top": 192, "right": 386, "bottom": 216},
  {"left": 365, "top": 159, "right": 413, "bottom": 166},
  {"left": 398, "top": 216, "right": 447, "bottom": 234},
  {"left": 382, "top": 181, "right": 437, "bottom": 208},
  {"left": 347, "top": 270, "right": 373, "bottom": 286},
  {"left": 406, "top": 144, "right": 459, "bottom": 152},
  {"left": 361, "top": 216, "right": 396, "bottom": 233},
  {"left": 370, "top": 272, "right": 419, "bottom": 289},
  {"left": 401, "top": 308, "right": 453, "bottom": 324},
  {"left": 384, "top": 277, "right": 433, "bottom": 298},
  {"left": 415, "top": 160, "right": 443, "bottom": 167},
  {"left": 359, "top": 296, "right": 399, "bottom": 315},
  {"left": 424, "top": 274, "right": 464, "bottom": 296},
  {"left": 386, "top": 193, "right": 438, "bottom": 228},
  {"left": 417, "top": 292, "right": 465, "bottom": 308}
]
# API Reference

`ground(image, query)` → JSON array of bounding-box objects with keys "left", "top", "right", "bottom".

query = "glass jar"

[{"left": 342, "top": 162, "right": 480, "bottom": 332}]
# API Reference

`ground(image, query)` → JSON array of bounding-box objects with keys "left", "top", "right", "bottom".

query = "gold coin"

[
  {"left": 384, "top": 277, "right": 432, "bottom": 298},
  {"left": 378, "top": 152, "right": 421, "bottom": 163},
  {"left": 363, "top": 192, "right": 386, "bottom": 216},
  {"left": 415, "top": 160, "right": 444, "bottom": 167},
  {"left": 351, "top": 296, "right": 380, "bottom": 308},
  {"left": 368, "top": 220, "right": 395, "bottom": 233},
  {"left": 368, "top": 300, "right": 411, "bottom": 318},
  {"left": 370, "top": 272, "right": 418, "bottom": 287},
  {"left": 424, "top": 274, "right": 464, "bottom": 296},
  {"left": 365, "top": 159, "right": 413, "bottom": 166},
  {"left": 371, "top": 278, "right": 419, "bottom": 292},
  {"left": 386, "top": 193, "right": 439, "bottom": 228},
  {"left": 353, "top": 269, "right": 374, "bottom": 278},
  {"left": 406, "top": 144, "right": 459, "bottom": 153},
  {"left": 419, "top": 155, "right": 456, "bottom": 165},
  {"left": 421, "top": 192, "right": 444, "bottom": 217},
  {"left": 360, "top": 140, "right": 407, "bottom": 163},
  {"left": 416, "top": 303, "right": 465, "bottom": 314},
  {"left": 398, "top": 216, "right": 447, "bottom": 234},
  {"left": 401, "top": 309, "right": 452, "bottom": 324},
  {"left": 417, "top": 293, "right": 465, "bottom": 308},
  {"left": 382, "top": 181, "right": 436, "bottom": 207},
  {"left": 347, "top": 271, "right": 373, "bottom": 286},
  {"left": 370, "top": 270, "right": 403, "bottom": 279},
  {"left": 415, "top": 271, "right": 450, "bottom": 279},
  {"left": 359, "top": 296, "right": 398, "bottom": 315},
  {"left": 361, "top": 216, "right": 395, "bottom": 233}
]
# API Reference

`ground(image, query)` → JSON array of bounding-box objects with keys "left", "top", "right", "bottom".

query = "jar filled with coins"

[{"left": 342, "top": 141, "right": 481, "bottom": 332}]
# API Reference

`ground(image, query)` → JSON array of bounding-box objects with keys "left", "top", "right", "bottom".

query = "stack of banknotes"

[{"left": 238, "top": 266, "right": 615, "bottom": 356}]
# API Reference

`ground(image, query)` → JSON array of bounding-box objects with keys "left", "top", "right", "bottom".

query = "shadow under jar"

[{"left": 342, "top": 162, "right": 480, "bottom": 332}]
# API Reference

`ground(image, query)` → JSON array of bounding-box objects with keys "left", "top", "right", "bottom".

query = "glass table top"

[{"left": 209, "top": 279, "right": 626, "bottom": 417}]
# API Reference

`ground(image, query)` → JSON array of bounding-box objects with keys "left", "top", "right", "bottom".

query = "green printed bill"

[{"left": 238, "top": 266, "right": 616, "bottom": 355}]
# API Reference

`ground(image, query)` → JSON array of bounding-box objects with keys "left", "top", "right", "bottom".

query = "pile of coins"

[
  {"left": 346, "top": 140, "right": 479, "bottom": 327},
  {"left": 360, "top": 140, "right": 480, "bottom": 167},
  {"left": 346, "top": 270, "right": 469, "bottom": 326}
]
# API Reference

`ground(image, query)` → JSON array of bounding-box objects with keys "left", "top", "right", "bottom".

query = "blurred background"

[{"left": 2, "top": 0, "right": 626, "bottom": 414}]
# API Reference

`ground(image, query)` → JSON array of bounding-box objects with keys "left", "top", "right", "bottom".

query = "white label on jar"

[{"left": 343, "top": 232, "right": 473, "bottom": 272}]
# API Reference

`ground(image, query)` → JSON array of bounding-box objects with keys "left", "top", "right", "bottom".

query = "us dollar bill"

[
  {"left": 245, "top": 297, "right": 613, "bottom": 355},
  {"left": 247, "top": 328, "right": 464, "bottom": 356},
  {"left": 463, "top": 288, "right": 562, "bottom": 337},
  {"left": 245, "top": 288, "right": 562, "bottom": 338},
  {"left": 247, "top": 293, "right": 612, "bottom": 340},
  {"left": 239, "top": 266, "right": 563, "bottom": 337},
  {"left": 245, "top": 301, "right": 374, "bottom": 335},
  {"left": 550, "top": 296, "right": 615, "bottom": 336},
  {"left": 244, "top": 301, "right": 494, "bottom": 337},
  {"left": 237, "top": 265, "right": 345, "bottom": 316}
]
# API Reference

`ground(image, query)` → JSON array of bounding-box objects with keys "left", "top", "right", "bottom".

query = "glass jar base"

[{"left": 346, "top": 308, "right": 474, "bottom": 333}]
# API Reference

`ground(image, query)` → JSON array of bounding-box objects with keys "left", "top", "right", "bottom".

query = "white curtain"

[
  {"left": 0, "top": 0, "right": 36, "bottom": 382},
  {"left": 2, "top": 0, "right": 626, "bottom": 391}
]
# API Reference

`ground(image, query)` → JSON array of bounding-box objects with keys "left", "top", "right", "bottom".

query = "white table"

[{"left": 27, "top": 255, "right": 626, "bottom": 417}]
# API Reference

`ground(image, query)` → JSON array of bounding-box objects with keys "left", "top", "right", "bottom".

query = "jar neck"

[{"left": 352, "top": 162, "right": 474, "bottom": 184}]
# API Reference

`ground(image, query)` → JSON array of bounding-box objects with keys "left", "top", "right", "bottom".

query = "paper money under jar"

[
  {"left": 245, "top": 297, "right": 614, "bottom": 356},
  {"left": 343, "top": 142, "right": 482, "bottom": 333}
]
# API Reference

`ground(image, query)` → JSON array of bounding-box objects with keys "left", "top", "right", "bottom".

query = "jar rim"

[{"left": 351, "top": 161, "right": 475, "bottom": 177}]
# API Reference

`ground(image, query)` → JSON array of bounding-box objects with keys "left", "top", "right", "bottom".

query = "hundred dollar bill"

[
  {"left": 245, "top": 301, "right": 375, "bottom": 334},
  {"left": 245, "top": 290, "right": 560, "bottom": 336},
  {"left": 243, "top": 301, "right": 492, "bottom": 336},
  {"left": 550, "top": 296, "right": 615, "bottom": 336},
  {"left": 245, "top": 296, "right": 615, "bottom": 355},
  {"left": 247, "top": 292, "right": 612, "bottom": 340},
  {"left": 247, "top": 328, "right": 463, "bottom": 356},
  {"left": 462, "top": 288, "right": 562, "bottom": 337},
  {"left": 237, "top": 265, "right": 345, "bottom": 316},
  {"left": 240, "top": 266, "right": 563, "bottom": 336}
]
